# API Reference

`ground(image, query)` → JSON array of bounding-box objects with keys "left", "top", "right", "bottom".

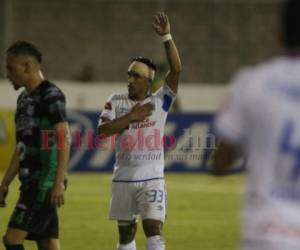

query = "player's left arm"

[
  {"left": 152, "top": 12, "right": 182, "bottom": 94},
  {"left": 51, "top": 121, "right": 71, "bottom": 207},
  {"left": 44, "top": 88, "right": 70, "bottom": 207}
]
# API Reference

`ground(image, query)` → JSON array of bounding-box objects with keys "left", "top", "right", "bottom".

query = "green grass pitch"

[{"left": 0, "top": 173, "right": 244, "bottom": 250}]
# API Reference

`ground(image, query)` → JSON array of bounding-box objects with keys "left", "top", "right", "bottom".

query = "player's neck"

[
  {"left": 131, "top": 92, "right": 149, "bottom": 101},
  {"left": 25, "top": 71, "right": 45, "bottom": 93}
]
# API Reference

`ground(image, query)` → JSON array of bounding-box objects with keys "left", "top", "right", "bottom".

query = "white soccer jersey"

[
  {"left": 215, "top": 56, "right": 300, "bottom": 248},
  {"left": 98, "top": 85, "right": 175, "bottom": 182}
]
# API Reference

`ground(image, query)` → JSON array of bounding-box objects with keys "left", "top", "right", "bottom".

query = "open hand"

[
  {"left": 152, "top": 12, "right": 170, "bottom": 36},
  {"left": 50, "top": 182, "right": 65, "bottom": 208},
  {"left": 0, "top": 185, "right": 8, "bottom": 207}
]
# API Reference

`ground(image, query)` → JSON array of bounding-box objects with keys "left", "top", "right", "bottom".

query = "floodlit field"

[{"left": 0, "top": 173, "right": 244, "bottom": 250}]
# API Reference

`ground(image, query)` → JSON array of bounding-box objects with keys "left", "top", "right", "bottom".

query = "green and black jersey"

[{"left": 15, "top": 80, "right": 67, "bottom": 190}]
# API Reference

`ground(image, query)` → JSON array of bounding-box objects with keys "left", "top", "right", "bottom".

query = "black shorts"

[{"left": 8, "top": 184, "right": 59, "bottom": 241}]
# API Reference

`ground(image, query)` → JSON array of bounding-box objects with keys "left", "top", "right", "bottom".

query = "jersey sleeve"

[
  {"left": 214, "top": 69, "right": 253, "bottom": 144},
  {"left": 43, "top": 87, "right": 67, "bottom": 126},
  {"left": 153, "top": 84, "right": 176, "bottom": 112},
  {"left": 97, "top": 94, "right": 117, "bottom": 127}
]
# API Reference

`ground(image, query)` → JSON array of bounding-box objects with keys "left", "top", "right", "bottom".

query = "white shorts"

[{"left": 109, "top": 179, "right": 166, "bottom": 222}]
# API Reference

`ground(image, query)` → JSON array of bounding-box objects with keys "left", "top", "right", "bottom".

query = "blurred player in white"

[
  {"left": 97, "top": 12, "right": 181, "bottom": 250},
  {"left": 212, "top": 0, "right": 300, "bottom": 249}
]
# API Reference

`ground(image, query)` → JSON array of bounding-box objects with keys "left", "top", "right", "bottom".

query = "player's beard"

[
  {"left": 10, "top": 80, "right": 22, "bottom": 90},
  {"left": 13, "top": 85, "right": 20, "bottom": 90},
  {"left": 12, "top": 82, "right": 21, "bottom": 90},
  {"left": 128, "top": 87, "right": 135, "bottom": 99}
]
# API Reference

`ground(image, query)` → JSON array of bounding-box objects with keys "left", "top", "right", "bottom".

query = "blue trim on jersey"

[
  {"left": 162, "top": 94, "right": 173, "bottom": 112},
  {"left": 112, "top": 177, "right": 164, "bottom": 183}
]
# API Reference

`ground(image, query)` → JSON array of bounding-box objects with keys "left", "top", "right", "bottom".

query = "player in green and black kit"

[{"left": 0, "top": 41, "right": 70, "bottom": 250}]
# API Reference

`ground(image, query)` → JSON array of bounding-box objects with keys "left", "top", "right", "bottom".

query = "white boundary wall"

[{"left": 0, "top": 80, "right": 227, "bottom": 111}]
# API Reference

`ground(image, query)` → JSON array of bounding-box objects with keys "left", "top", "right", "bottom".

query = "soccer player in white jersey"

[
  {"left": 212, "top": 0, "right": 300, "bottom": 249},
  {"left": 97, "top": 12, "right": 181, "bottom": 250}
]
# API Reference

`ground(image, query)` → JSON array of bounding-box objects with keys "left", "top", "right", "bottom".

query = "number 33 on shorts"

[
  {"left": 146, "top": 189, "right": 165, "bottom": 203},
  {"left": 143, "top": 188, "right": 167, "bottom": 219},
  {"left": 137, "top": 181, "right": 167, "bottom": 221}
]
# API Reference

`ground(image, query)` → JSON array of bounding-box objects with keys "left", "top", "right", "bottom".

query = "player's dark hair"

[
  {"left": 6, "top": 41, "right": 42, "bottom": 63},
  {"left": 131, "top": 56, "right": 157, "bottom": 71},
  {"left": 282, "top": 0, "right": 300, "bottom": 50}
]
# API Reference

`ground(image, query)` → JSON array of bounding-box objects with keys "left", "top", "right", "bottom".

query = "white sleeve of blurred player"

[
  {"left": 214, "top": 68, "right": 254, "bottom": 145},
  {"left": 97, "top": 94, "right": 117, "bottom": 126}
]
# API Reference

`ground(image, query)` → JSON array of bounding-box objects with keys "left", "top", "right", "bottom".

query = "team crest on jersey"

[
  {"left": 104, "top": 102, "right": 112, "bottom": 110},
  {"left": 119, "top": 107, "right": 129, "bottom": 114}
]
